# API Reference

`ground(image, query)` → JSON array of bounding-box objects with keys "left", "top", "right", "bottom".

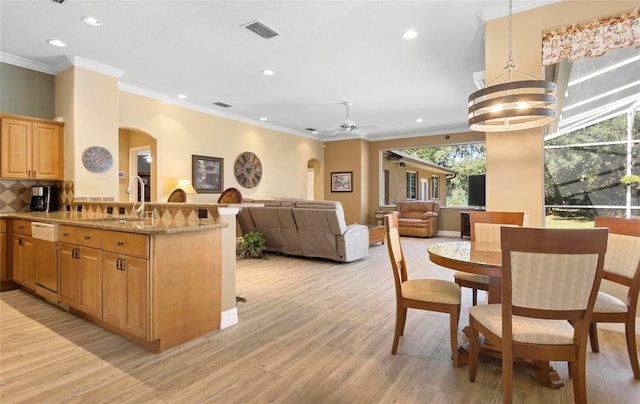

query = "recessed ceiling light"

[
  {"left": 402, "top": 30, "right": 418, "bottom": 40},
  {"left": 261, "top": 69, "right": 275, "bottom": 76},
  {"left": 416, "top": 118, "right": 423, "bottom": 123},
  {"left": 82, "top": 16, "right": 101, "bottom": 26},
  {"left": 177, "top": 94, "right": 188, "bottom": 100},
  {"left": 47, "top": 39, "right": 66, "bottom": 47},
  {"left": 260, "top": 117, "right": 267, "bottom": 121}
]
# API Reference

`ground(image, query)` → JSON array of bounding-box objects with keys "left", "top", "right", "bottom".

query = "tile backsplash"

[
  {"left": 0, "top": 179, "right": 72, "bottom": 213},
  {"left": 1, "top": 180, "right": 222, "bottom": 222}
]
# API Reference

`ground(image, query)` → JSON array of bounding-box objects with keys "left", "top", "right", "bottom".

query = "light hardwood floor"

[{"left": 1, "top": 236, "right": 638, "bottom": 403}]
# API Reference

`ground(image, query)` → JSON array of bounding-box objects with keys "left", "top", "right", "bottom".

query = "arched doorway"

[
  {"left": 118, "top": 128, "right": 157, "bottom": 202},
  {"left": 307, "top": 159, "right": 322, "bottom": 200}
]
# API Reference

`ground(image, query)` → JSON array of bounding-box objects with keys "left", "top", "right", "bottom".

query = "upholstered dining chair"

[
  {"left": 468, "top": 227, "right": 608, "bottom": 404},
  {"left": 217, "top": 187, "right": 243, "bottom": 204},
  {"left": 589, "top": 216, "right": 640, "bottom": 379},
  {"left": 385, "top": 213, "right": 462, "bottom": 367},
  {"left": 454, "top": 211, "right": 524, "bottom": 305}
]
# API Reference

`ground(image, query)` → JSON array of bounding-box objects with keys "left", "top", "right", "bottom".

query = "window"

[
  {"left": 406, "top": 171, "right": 417, "bottom": 200},
  {"left": 544, "top": 112, "right": 639, "bottom": 225},
  {"left": 543, "top": 47, "right": 639, "bottom": 226}
]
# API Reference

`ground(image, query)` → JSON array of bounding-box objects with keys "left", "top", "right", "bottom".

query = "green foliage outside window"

[{"left": 544, "top": 112, "right": 640, "bottom": 218}]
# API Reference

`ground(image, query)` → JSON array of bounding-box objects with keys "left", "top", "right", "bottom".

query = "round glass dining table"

[{"left": 427, "top": 240, "right": 502, "bottom": 303}]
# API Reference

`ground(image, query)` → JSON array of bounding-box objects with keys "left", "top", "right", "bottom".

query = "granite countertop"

[{"left": 1, "top": 211, "right": 226, "bottom": 235}]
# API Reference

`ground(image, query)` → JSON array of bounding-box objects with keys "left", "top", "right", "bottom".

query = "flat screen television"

[{"left": 468, "top": 174, "right": 486, "bottom": 207}]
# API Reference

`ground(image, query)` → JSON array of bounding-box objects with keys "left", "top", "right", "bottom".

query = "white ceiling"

[{"left": 0, "top": 0, "right": 561, "bottom": 141}]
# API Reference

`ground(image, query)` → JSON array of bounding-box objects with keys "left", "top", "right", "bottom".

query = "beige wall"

[
  {"left": 118, "top": 92, "right": 324, "bottom": 203},
  {"left": 484, "top": 0, "right": 638, "bottom": 227},
  {"left": 381, "top": 158, "right": 448, "bottom": 206},
  {"left": 324, "top": 138, "right": 370, "bottom": 224},
  {"left": 55, "top": 66, "right": 120, "bottom": 199}
]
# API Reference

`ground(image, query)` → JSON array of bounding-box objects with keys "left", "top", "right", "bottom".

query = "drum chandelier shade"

[{"left": 468, "top": 0, "right": 557, "bottom": 132}]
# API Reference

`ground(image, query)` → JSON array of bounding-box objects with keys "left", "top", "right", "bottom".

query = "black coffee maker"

[{"left": 30, "top": 186, "right": 59, "bottom": 212}]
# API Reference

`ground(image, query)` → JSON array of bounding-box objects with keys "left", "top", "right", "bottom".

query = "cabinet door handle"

[
  {"left": 84, "top": 236, "right": 91, "bottom": 240},
  {"left": 18, "top": 238, "right": 24, "bottom": 246},
  {"left": 18, "top": 225, "right": 24, "bottom": 230},
  {"left": 33, "top": 170, "right": 36, "bottom": 177},
  {"left": 63, "top": 232, "right": 69, "bottom": 237},
  {"left": 117, "top": 241, "right": 124, "bottom": 246},
  {"left": 27, "top": 170, "right": 31, "bottom": 177},
  {"left": 72, "top": 248, "right": 79, "bottom": 259}
]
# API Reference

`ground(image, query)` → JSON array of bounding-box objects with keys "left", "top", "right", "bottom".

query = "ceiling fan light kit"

[{"left": 468, "top": 0, "right": 557, "bottom": 132}]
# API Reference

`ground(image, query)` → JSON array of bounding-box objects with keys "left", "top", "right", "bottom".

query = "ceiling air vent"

[
  {"left": 50, "top": 0, "right": 66, "bottom": 3},
  {"left": 213, "top": 102, "right": 232, "bottom": 108},
  {"left": 244, "top": 20, "right": 279, "bottom": 39}
]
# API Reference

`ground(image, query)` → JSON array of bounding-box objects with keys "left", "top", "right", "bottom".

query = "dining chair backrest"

[
  {"left": 594, "top": 216, "right": 640, "bottom": 282},
  {"left": 385, "top": 213, "right": 408, "bottom": 292},
  {"left": 470, "top": 211, "right": 525, "bottom": 243},
  {"left": 501, "top": 227, "right": 608, "bottom": 319}
]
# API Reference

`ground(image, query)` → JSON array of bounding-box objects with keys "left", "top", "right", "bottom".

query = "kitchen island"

[{"left": 4, "top": 210, "right": 227, "bottom": 352}]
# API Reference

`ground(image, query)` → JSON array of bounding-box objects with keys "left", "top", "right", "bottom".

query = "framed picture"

[
  {"left": 431, "top": 175, "right": 439, "bottom": 199},
  {"left": 331, "top": 171, "right": 353, "bottom": 192},
  {"left": 192, "top": 155, "right": 223, "bottom": 193}
]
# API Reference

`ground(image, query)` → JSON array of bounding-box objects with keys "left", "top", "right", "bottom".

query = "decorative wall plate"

[
  {"left": 234, "top": 152, "right": 262, "bottom": 188},
  {"left": 82, "top": 146, "right": 113, "bottom": 173}
]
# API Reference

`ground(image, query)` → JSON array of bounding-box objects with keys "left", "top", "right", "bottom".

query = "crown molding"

[
  {"left": 69, "top": 56, "right": 125, "bottom": 77},
  {"left": 0, "top": 52, "right": 56, "bottom": 74},
  {"left": 480, "top": 0, "right": 562, "bottom": 22},
  {"left": 117, "top": 82, "right": 311, "bottom": 139}
]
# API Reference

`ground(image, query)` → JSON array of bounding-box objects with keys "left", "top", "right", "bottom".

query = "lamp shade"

[
  {"left": 176, "top": 178, "right": 196, "bottom": 194},
  {"left": 468, "top": 79, "right": 557, "bottom": 132}
]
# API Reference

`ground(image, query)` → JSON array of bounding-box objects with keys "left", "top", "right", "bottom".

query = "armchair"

[{"left": 393, "top": 201, "right": 440, "bottom": 238}]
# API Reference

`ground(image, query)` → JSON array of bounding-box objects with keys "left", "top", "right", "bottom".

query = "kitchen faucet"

[{"left": 126, "top": 175, "right": 145, "bottom": 218}]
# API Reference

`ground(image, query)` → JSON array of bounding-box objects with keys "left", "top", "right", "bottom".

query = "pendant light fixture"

[{"left": 468, "top": 0, "right": 557, "bottom": 132}]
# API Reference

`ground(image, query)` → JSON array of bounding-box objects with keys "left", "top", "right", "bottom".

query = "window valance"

[{"left": 542, "top": 8, "right": 639, "bottom": 66}]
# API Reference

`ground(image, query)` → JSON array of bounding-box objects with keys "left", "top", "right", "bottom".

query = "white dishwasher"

[{"left": 31, "top": 222, "right": 59, "bottom": 302}]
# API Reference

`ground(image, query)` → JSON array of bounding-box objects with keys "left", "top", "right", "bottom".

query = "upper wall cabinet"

[{"left": 0, "top": 113, "right": 63, "bottom": 180}]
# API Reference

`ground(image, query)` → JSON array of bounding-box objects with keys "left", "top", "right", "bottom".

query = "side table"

[{"left": 367, "top": 225, "right": 385, "bottom": 246}]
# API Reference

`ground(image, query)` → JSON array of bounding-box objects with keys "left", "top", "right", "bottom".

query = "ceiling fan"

[{"left": 325, "top": 102, "right": 376, "bottom": 137}]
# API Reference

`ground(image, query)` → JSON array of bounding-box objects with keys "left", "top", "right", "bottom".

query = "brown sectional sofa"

[
  {"left": 392, "top": 201, "right": 440, "bottom": 237},
  {"left": 238, "top": 199, "right": 369, "bottom": 262}
]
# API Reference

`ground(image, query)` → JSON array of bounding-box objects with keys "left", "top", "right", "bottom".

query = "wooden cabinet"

[
  {"left": 0, "top": 114, "right": 63, "bottom": 179},
  {"left": 103, "top": 252, "right": 149, "bottom": 339},
  {"left": 30, "top": 219, "right": 221, "bottom": 352},
  {"left": 10, "top": 220, "right": 35, "bottom": 289},
  {"left": 58, "top": 225, "right": 103, "bottom": 318},
  {"left": 102, "top": 231, "right": 150, "bottom": 339},
  {"left": 1, "top": 219, "right": 6, "bottom": 285}
]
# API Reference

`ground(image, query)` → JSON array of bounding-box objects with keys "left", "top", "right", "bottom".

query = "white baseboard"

[
  {"left": 438, "top": 230, "right": 460, "bottom": 237},
  {"left": 220, "top": 307, "right": 238, "bottom": 329}
]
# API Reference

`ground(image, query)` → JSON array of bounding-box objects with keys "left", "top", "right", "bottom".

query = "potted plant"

[{"left": 237, "top": 231, "right": 266, "bottom": 259}]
